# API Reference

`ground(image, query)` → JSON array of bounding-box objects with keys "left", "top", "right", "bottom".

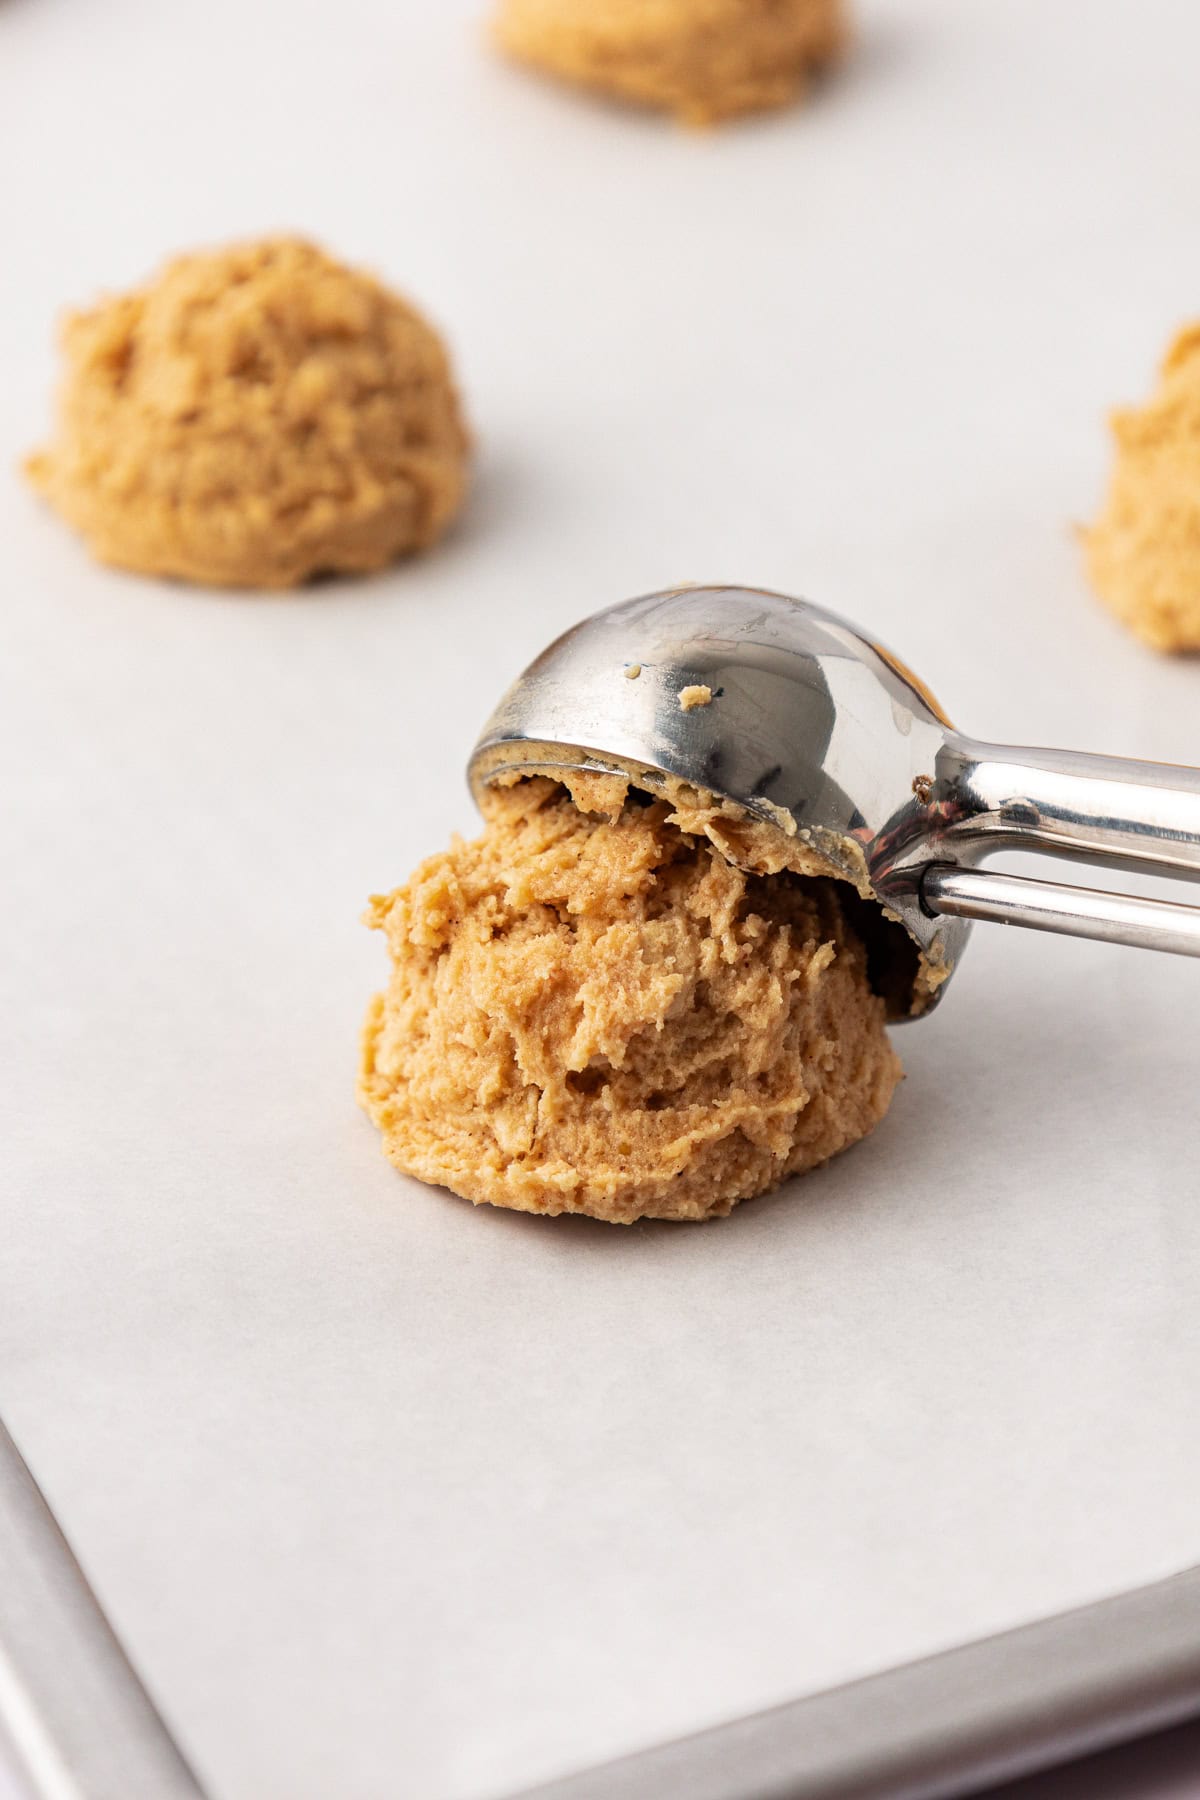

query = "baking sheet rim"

[
  {"left": 4, "top": 1399, "right": 1197, "bottom": 1800},
  {"left": 508, "top": 1561, "right": 1200, "bottom": 1800}
]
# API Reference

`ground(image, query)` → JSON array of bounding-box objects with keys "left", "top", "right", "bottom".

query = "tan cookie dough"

[
  {"left": 26, "top": 237, "right": 469, "bottom": 589},
  {"left": 1083, "top": 323, "right": 1200, "bottom": 651},
  {"left": 359, "top": 774, "right": 901, "bottom": 1225},
  {"left": 492, "top": 0, "right": 847, "bottom": 126}
]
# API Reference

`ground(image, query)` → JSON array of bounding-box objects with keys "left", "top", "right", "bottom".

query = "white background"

[{"left": 2, "top": 1, "right": 1200, "bottom": 1796}]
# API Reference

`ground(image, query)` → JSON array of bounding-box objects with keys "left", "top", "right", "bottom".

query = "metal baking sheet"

[
  {"left": 3, "top": 0, "right": 1200, "bottom": 1796},
  {"left": 516, "top": 1564, "right": 1200, "bottom": 1800},
  {"left": 2, "top": 1420, "right": 1197, "bottom": 1800}
]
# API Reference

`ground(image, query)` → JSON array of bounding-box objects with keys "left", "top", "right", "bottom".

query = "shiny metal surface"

[
  {"left": 0, "top": 1420, "right": 205, "bottom": 1800},
  {"left": 924, "top": 866, "right": 1200, "bottom": 959},
  {"left": 469, "top": 586, "right": 1200, "bottom": 1014},
  {"left": 509, "top": 1561, "right": 1200, "bottom": 1800}
]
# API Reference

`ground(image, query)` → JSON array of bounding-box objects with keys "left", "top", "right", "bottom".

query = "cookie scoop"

[{"left": 470, "top": 586, "right": 1200, "bottom": 1015}]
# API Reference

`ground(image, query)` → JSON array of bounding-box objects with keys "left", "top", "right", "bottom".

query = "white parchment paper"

[{"left": 2, "top": 1, "right": 1199, "bottom": 1796}]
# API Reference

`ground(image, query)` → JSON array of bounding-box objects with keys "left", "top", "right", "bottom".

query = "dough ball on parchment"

[
  {"left": 492, "top": 0, "right": 848, "bottom": 126},
  {"left": 1083, "top": 323, "right": 1200, "bottom": 652},
  {"left": 358, "top": 775, "right": 900, "bottom": 1225},
  {"left": 26, "top": 237, "right": 469, "bottom": 589}
]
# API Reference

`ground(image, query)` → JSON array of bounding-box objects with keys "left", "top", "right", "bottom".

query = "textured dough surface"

[
  {"left": 359, "top": 776, "right": 901, "bottom": 1224},
  {"left": 493, "top": 0, "right": 847, "bottom": 125},
  {"left": 1084, "top": 323, "right": 1200, "bottom": 651},
  {"left": 26, "top": 237, "right": 469, "bottom": 589}
]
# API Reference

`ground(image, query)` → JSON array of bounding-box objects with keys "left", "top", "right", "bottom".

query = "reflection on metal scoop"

[{"left": 469, "top": 586, "right": 1200, "bottom": 1016}]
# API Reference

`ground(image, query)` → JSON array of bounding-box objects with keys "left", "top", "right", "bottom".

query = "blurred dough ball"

[
  {"left": 1084, "top": 323, "right": 1200, "bottom": 652},
  {"left": 492, "top": 0, "right": 847, "bottom": 125},
  {"left": 26, "top": 238, "right": 470, "bottom": 589}
]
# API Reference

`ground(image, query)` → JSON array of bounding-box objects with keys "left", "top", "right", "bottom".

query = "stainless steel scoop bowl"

[{"left": 469, "top": 585, "right": 1200, "bottom": 1016}]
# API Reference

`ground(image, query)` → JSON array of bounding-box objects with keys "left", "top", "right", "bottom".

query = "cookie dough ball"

[
  {"left": 359, "top": 777, "right": 900, "bottom": 1224},
  {"left": 26, "top": 238, "right": 469, "bottom": 589},
  {"left": 492, "top": 0, "right": 847, "bottom": 126},
  {"left": 1084, "top": 323, "right": 1200, "bottom": 651}
]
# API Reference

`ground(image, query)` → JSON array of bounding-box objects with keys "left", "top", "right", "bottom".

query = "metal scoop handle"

[
  {"left": 923, "top": 739, "right": 1200, "bottom": 958},
  {"left": 924, "top": 867, "right": 1200, "bottom": 959}
]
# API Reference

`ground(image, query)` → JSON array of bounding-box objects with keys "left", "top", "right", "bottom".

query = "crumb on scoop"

[
  {"left": 679, "top": 684, "right": 713, "bottom": 711},
  {"left": 624, "top": 663, "right": 642, "bottom": 679}
]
